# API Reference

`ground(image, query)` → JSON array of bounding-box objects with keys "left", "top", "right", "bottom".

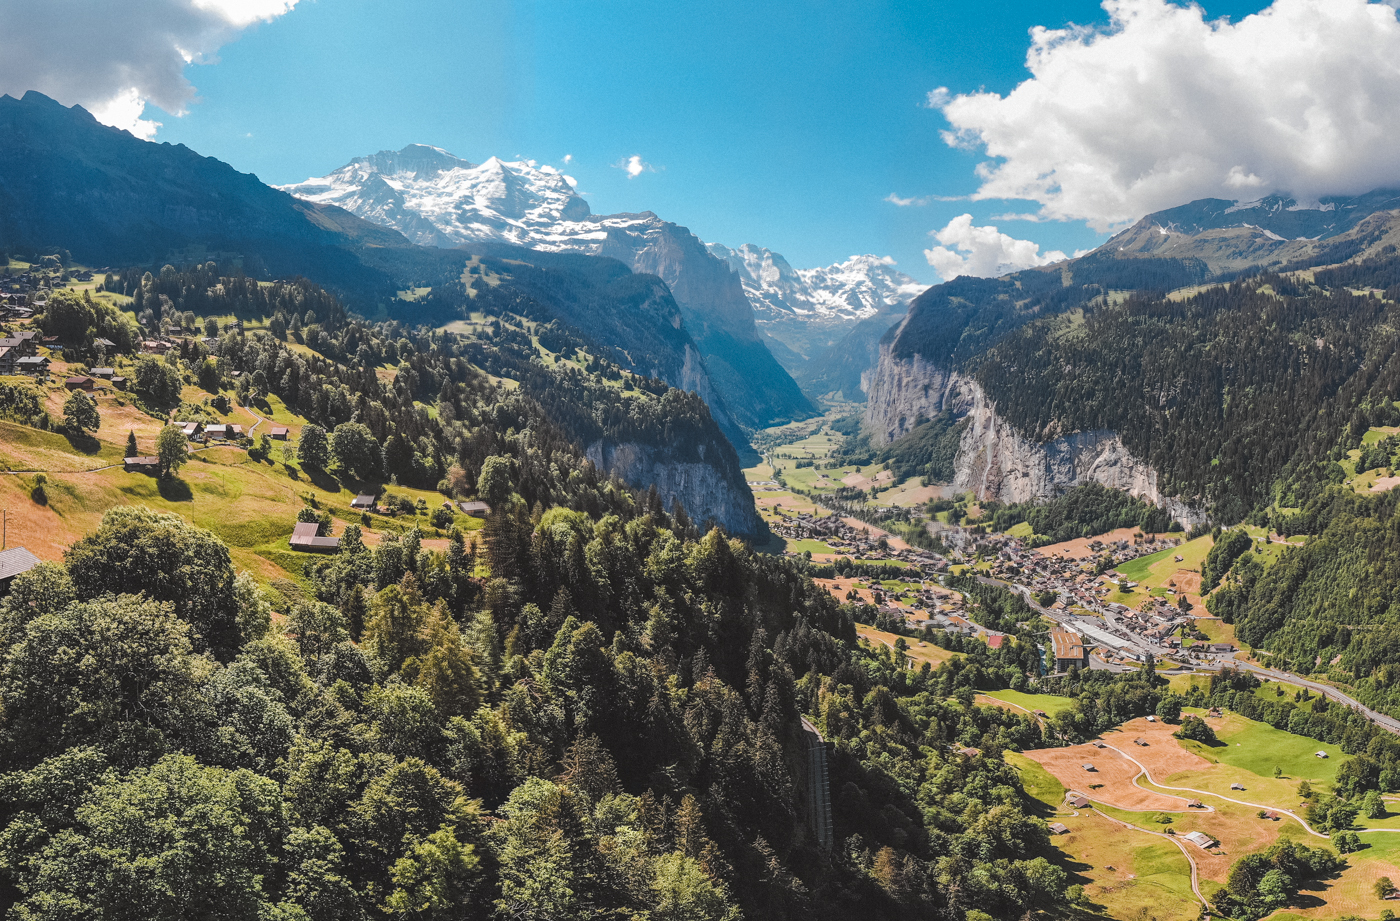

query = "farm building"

[
  {"left": 15, "top": 356, "right": 50, "bottom": 375},
  {"left": 1231, "top": 783, "right": 1246, "bottom": 790},
  {"left": 175, "top": 421, "right": 205, "bottom": 439},
  {"left": 0, "top": 547, "right": 41, "bottom": 595},
  {"left": 1315, "top": 751, "right": 1329, "bottom": 759},
  {"left": 1081, "top": 763, "right": 1096, "bottom": 772},
  {"left": 459, "top": 500, "right": 491, "bottom": 517},
  {"left": 351, "top": 493, "right": 377, "bottom": 510},
  {"left": 123, "top": 455, "right": 160, "bottom": 473},
  {"left": 1066, "top": 794, "right": 1090, "bottom": 809},
  {"left": 64, "top": 375, "right": 94, "bottom": 390},
  {"left": 289, "top": 522, "right": 340, "bottom": 552},
  {"left": 91, "top": 367, "right": 114, "bottom": 379},
  {"left": 1047, "top": 823, "right": 1070, "bottom": 835},
  {"left": 269, "top": 426, "right": 289, "bottom": 440},
  {"left": 1182, "top": 831, "right": 1216, "bottom": 850}
]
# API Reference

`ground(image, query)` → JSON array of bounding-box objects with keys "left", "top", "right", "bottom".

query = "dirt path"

[
  {"left": 1101, "top": 743, "right": 1328, "bottom": 839},
  {"left": 1094, "top": 805, "right": 1208, "bottom": 908}
]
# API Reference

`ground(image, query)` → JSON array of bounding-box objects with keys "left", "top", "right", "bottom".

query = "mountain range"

[{"left": 281, "top": 145, "right": 925, "bottom": 409}]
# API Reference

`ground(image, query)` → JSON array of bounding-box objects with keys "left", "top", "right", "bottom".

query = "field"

[
  {"left": 979, "top": 689, "right": 1078, "bottom": 717},
  {"left": 0, "top": 348, "right": 483, "bottom": 590},
  {"left": 1104, "top": 533, "right": 1211, "bottom": 608},
  {"left": 1024, "top": 709, "right": 1400, "bottom": 921},
  {"left": 856, "top": 625, "right": 960, "bottom": 668}
]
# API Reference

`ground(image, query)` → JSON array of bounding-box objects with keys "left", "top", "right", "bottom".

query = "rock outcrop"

[
  {"left": 862, "top": 344, "right": 1207, "bottom": 527},
  {"left": 585, "top": 441, "right": 762, "bottom": 537}
]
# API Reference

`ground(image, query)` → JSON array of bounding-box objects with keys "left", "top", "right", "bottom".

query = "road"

[{"left": 986, "top": 572, "right": 1400, "bottom": 737}]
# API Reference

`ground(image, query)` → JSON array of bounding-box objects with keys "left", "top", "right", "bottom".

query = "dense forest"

[
  {"left": 973, "top": 276, "right": 1400, "bottom": 522},
  {"left": 86, "top": 264, "right": 754, "bottom": 529},
  {"left": 984, "top": 483, "right": 1177, "bottom": 544}
]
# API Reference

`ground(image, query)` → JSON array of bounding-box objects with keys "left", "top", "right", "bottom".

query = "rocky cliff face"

[
  {"left": 585, "top": 441, "right": 762, "bottom": 537},
  {"left": 861, "top": 339, "right": 974, "bottom": 444},
  {"left": 862, "top": 344, "right": 1207, "bottom": 526}
]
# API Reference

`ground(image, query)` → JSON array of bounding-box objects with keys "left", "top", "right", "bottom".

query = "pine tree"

[{"left": 125, "top": 430, "right": 138, "bottom": 458}]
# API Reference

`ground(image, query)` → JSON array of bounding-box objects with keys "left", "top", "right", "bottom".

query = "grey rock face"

[
  {"left": 585, "top": 441, "right": 762, "bottom": 537},
  {"left": 862, "top": 346, "right": 1208, "bottom": 527}
]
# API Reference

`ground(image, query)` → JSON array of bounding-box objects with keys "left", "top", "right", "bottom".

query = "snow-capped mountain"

[
  {"left": 280, "top": 145, "right": 817, "bottom": 428},
  {"left": 704, "top": 243, "right": 925, "bottom": 363},
  {"left": 704, "top": 242, "right": 924, "bottom": 321}
]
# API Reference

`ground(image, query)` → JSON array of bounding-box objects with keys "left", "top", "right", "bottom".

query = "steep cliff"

[
  {"left": 585, "top": 441, "right": 762, "bottom": 537},
  {"left": 861, "top": 343, "right": 1206, "bottom": 526},
  {"left": 951, "top": 380, "right": 1207, "bottom": 528},
  {"left": 861, "top": 339, "right": 972, "bottom": 445}
]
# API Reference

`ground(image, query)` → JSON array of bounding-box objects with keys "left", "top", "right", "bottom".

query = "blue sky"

[{"left": 127, "top": 0, "right": 1274, "bottom": 283}]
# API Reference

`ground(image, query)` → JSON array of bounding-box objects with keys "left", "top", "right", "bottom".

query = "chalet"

[
  {"left": 90, "top": 367, "right": 115, "bottom": 380},
  {"left": 1050, "top": 626, "right": 1089, "bottom": 670},
  {"left": 459, "top": 500, "right": 491, "bottom": 517},
  {"left": 0, "top": 547, "right": 42, "bottom": 595},
  {"left": 123, "top": 455, "right": 161, "bottom": 473},
  {"left": 1182, "top": 831, "right": 1217, "bottom": 850},
  {"left": 64, "top": 375, "right": 95, "bottom": 391},
  {"left": 141, "top": 340, "right": 171, "bottom": 354},
  {"left": 1066, "top": 794, "right": 1090, "bottom": 809},
  {"left": 1081, "top": 763, "right": 1096, "bottom": 772},
  {"left": 110, "top": 375, "right": 126, "bottom": 388},
  {"left": 203, "top": 424, "right": 243, "bottom": 440},
  {"left": 1315, "top": 751, "right": 1329, "bottom": 759},
  {"left": 1211, "top": 643, "right": 1236, "bottom": 654},
  {"left": 1231, "top": 783, "right": 1245, "bottom": 790},
  {"left": 0, "top": 332, "right": 39, "bottom": 356},
  {"left": 41, "top": 336, "right": 61, "bottom": 349},
  {"left": 175, "top": 421, "right": 205, "bottom": 439},
  {"left": 269, "top": 425, "right": 289, "bottom": 440},
  {"left": 93, "top": 337, "right": 117, "bottom": 351},
  {"left": 289, "top": 521, "right": 340, "bottom": 552},
  {"left": 1047, "top": 822, "right": 1070, "bottom": 835},
  {"left": 351, "top": 493, "right": 378, "bottom": 511},
  {"left": 16, "top": 356, "right": 49, "bottom": 376},
  {"left": 0, "top": 347, "right": 12, "bottom": 375},
  {"left": 958, "top": 747, "right": 981, "bottom": 758}
]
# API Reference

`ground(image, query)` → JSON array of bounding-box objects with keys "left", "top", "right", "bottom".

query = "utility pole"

[{"left": 2, "top": 508, "right": 6, "bottom": 549}]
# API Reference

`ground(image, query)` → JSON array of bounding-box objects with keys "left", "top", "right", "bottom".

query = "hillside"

[
  {"left": 282, "top": 146, "right": 817, "bottom": 430},
  {"left": 861, "top": 193, "right": 1400, "bottom": 523}
]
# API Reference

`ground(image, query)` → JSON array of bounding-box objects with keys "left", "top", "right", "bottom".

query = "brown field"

[
  {"left": 1037, "top": 527, "right": 1168, "bottom": 560},
  {"left": 1102, "top": 718, "right": 1215, "bottom": 776},
  {"left": 1026, "top": 742, "right": 1196, "bottom": 812},
  {"left": 1169, "top": 569, "right": 1202, "bottom": 596},
  {"left": 1370, "top": 476, "right": 1400, "bottom": 493},
  {"left": 839, "top": 517, "right": 910, "bottom": 551}
]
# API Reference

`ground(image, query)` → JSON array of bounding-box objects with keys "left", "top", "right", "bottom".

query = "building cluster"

[{"left": 0, "top": 330, "right": 46, "bottom": 376}]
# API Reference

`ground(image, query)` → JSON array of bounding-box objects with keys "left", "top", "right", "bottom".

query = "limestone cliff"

[
  {"left": 585, "top": 441, "right": 763, "bottom": 537},
  {"left": 862, "top": 345, "right": 1207, "bottom": 527}
]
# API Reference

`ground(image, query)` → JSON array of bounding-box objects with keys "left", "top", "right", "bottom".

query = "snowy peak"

[
  {"left": 279, "top": 145, "right": 591, "bottom": 247},
  {"left": 706, "top": 242, "right": 925, "bottom": 322}
]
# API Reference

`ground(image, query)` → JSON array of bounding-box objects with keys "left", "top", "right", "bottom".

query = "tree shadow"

[
  {"left": 303, "top": 466, "right": 341, "bottom": 493},
  {"left": 63, "top": 431, "right": 103, "bottom": 456},
  {"left": 283, "top": 464, "right": 301, "bottom": 481},
  {"left": 158, "top": 476, "right": 193, "bottom": 502}
]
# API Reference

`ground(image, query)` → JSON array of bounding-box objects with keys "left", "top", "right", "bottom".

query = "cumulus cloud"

[
  {"left": 0, "top": 0, "right": 299, "bottom": 138},
  {"left": 562, "top": 154, "right": 573, "bottom": 164},
  {"left": 924, "top": 214, "right": 1067, "bottom": 281},
  {"left": 933, "top": 0, "right": 1400, "bottom": 229},
  {"left": 615, "top": 155, "right": 655, "bottom": 178}
]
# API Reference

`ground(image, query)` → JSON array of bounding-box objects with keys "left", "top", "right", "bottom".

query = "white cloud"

[
  {"left": 562, "top": 154, "right": 573, "bottom": 164},
  {"left": 0, "top": 0, "right": 299, "bottom": 139},
  {"left": 886, "top": 192, "right": 967, "bottom": 206},
  {"left": 924, "top": 214, "right": 1067, "bottom": 281},
  {"left": 933, "top": 0, "right": 1400, "bottom": 229},
  {"left": 615, "top": 155, "right": 654, "bottom": 178}
]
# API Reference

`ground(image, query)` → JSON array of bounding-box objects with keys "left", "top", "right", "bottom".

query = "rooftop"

[{"left": 0, "top": 547, "right": 42, "bottom": 581}]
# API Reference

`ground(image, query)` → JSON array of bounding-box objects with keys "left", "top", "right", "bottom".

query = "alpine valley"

[{"left": 12, "top": 72, "right": 1400, "bottom": 921}]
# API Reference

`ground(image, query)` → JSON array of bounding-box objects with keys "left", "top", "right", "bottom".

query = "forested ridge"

[
  {"left": 87, "top": 263, "right": 752, "bottom": 514},
  {"left": 974, "top": 275, "right": 1400, "bottom": 521}
]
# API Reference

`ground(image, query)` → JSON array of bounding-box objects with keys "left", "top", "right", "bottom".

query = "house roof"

[
  {"left": 351, "top": 493, "right": 377, "bottom": 507},
  {"left": 0, "top": 547, "right": 41, "bottom": 581},
  {"left": 290, "top": 521, "right": 340, "bottom": 549},
  {"left": 270, "top": 425, "right": 289, "bottom": 435},
  {"left": 1051, "top": 626, "right": 1086, "bottom": 660},
  {"left": 125, "top": 455, "right": 160, "bottom": 465},
  {"left": 986, "top": 634, "right": 1006, "bottom": 649}
]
